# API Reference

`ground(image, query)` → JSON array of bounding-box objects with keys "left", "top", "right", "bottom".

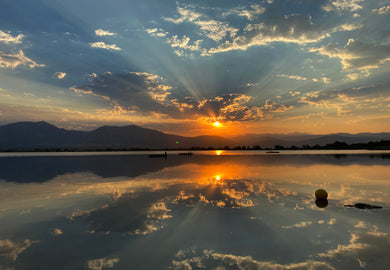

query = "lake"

[{"left": 0, "top": 151, "right": 389, "bottom": 270}]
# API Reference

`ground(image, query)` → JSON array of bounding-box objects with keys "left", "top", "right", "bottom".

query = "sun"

[{"left": 213, "top": 121, "right": 221, "bottom": 127}]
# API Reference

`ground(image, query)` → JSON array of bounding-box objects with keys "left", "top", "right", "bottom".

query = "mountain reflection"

[{"left": 0, "top": 153, "right": 389, "bottom": 183}]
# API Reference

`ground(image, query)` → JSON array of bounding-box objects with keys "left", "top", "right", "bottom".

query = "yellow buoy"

[{"left": 315, "top": 189, "right": 328, "bottom": 199}]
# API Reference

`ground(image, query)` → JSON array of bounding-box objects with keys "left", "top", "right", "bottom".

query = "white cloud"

[
  {"left": 53, "top": 72, "right": 67, "bottom": 79},
  {"left": 310, "top": 39, "right": 390, "bottom": 71},
  {"left": 69, "top": 86, "right": 111, "bottom": 101},
  {"left": 0, "top": 50, "right": 45, "bottom": 69},
  {"left": 208, "top": 14, "right": 360, "bottom": 54},
  {"left": 319, "top": 231, "right": 390, "bottom": 269},
  {"left": 0, "top": 30, "right": 24, "bottom": 44},
  {"left": 277, "top": 74, "right": 307, "bottom": 81},
  {"left": 94, "top": 29, "right": 116, "bottom": 36},
  {"left": 165, "top": 6, "right": 202, "bottom": 24},
  {"left": 51, "top": 228, "right": 63, "bottom": 236},
  {"left": 282, "top": 221, "right": 312, "bottom": 229},
  {"left": 167, "top": 35, "right": 203, "bottom": 52},
  {"left": 87, "top": 258, "right": 119, "bottom": 270},
  {"left": 223, "top": 4, "right": 266, "bottom": 21},
  {"left": 322, "top": 0, "right": 364, "bottom": 13},
  {"left": 194, "top": 19, "right": 238, "bottom": 42},
  {"left": 346, "top": 73, "right": 361, "bottom": 80},
  {"left": 165, "top": 6, "right": 238, "bottom": 42},
  {"left": 146, "top": 28, "right": 168, "bottom": 37},
  {"left": 334, "top": 23, "right": 363, "bottom": 31},
  {"left": 321, "top": 77, "right": 331, "bottom": 84},
  {"left": 90, "top": 42, "right": 121, "bottom": 51},
  {"left": 290, "top": 91, "right": 301, "bottom": 96},
  {"left": 372, "top": 5, "right": 390, "bottom": 15}
]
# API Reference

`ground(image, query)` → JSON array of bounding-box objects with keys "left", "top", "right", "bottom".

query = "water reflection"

[{"left": 0, "top": 153, "right": 389, "bottom": 269}]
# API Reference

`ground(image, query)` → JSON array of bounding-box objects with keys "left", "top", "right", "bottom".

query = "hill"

[{"left": 0, "top": 121, "right": 234, "bottom": 150}]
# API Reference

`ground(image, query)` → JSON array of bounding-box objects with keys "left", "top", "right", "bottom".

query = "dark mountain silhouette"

[
  {"left": 0, "top": 121, "right": 389, "bottom": 150},
  {"left": 0, "top": 121, "right": 234, "bottom": 150}
]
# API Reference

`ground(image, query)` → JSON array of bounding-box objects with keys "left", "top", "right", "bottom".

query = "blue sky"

[{"left": 0, "top": 0, "right": 389, "bottom": 135}]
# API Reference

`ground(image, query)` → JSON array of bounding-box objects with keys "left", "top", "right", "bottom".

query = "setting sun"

[
  {"left": 213, "top": 121, "right": 221, "bottom": 127},
  {"left": 215, "top": 175, "right": 221, "bottom": 181}
]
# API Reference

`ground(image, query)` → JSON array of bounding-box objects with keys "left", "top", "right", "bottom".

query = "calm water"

[{"left": 0, "top": 152, "right": 389, "bottom": 270}]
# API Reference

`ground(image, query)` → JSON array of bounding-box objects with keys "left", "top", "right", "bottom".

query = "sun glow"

[
  {"left": 216, "top": 150, "right": 223, "bottom": 156},
  {"left": 215, "top": 175, "right": 221, "bottom": 181},
  {"left": 213, "top": 121, "right": 221, "bottom": 127}
]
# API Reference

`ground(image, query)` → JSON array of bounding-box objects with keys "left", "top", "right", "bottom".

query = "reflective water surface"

[{"left": 0, "top": 152, "right": 389, "bottom": 270}]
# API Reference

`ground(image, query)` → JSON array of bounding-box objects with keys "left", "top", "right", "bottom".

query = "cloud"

[
  {"left": 71, "top": 73, "right": 294, "bottom": 123},
  {"left": 223, "top": 4, "right": 266, "bottom": 21},
  {"left": 70, "top": 72, "right": 172, "bottom": 113},
  {"left": 0, "top": 50, "right": 45, "bottom": 69},
  {"left": 310, "top": 39, "right": 390, "bottom": 71},
  {"left": 319, "top": 231, "right": 390, "bottom": 269},
  {"left": 73, "top": 192, "right": 173, "bottom": 235},
  {"left": 172, "top": 94, "right": 293, "bottom": 122},
  {"left": 155, "top": 3, "right": 363, "bottom": 56},
  {"left": 372, "top": 5, "right": 390, "bottom": 15},
  {"left": 298, "top": 84, "right": 390, "bottom": 116},
  {"left": 51, "top": 228, "right": 63, "bottom": 236},
  {"left": 0, "top": 30, "right": 24, "bottom": 44},
  {"left": 322, "top": 0, "right": 364, "bottom": 13},
  {"left": 0, "top": 239, "right": 37, "bottom": 261},
  {"left": 208, "top": 14, "right": 360, "bottom": 54},
  {"left": 171, "top": 250, "right": 335, "bottom": 270},
  {"left": 321, "top": 77, "right": 331, "bottom": 84},
  {"left": 87, "top": 258, "right": 119, "bottom": 270},
  {"left": 146, "top": 28, "right": 168, "bottom": 37},
  {"left": 290, "top": 91, "right": 301, "bottom": 96},
  {"left": 166, "top": 35, "right": 203, "bottom": 55},
  {"left": 165, "top": 5, "right": 238, "bottom": 42},
  {"left": 194, "top": 19, "right": 238, "bottom": 42},
  {"left": 282, "top": 221, "right": 312, "bottom": 229},
  {"left": 53, "top": 72, "right": 67, "bottom": 79},
  {"left": 89, "top": 41, "right": 121, "bottom": 51},
  {"left": 94, "top": 29, "right": 116, "bottom": 36},
  {"left": 147, "top": 28, "right": 207, "bottom": 56},
  {"left": 0, "top": 88, "right": 10, "bottom": 97},
  {"left": 277, "top": 74, "right": 307, "bottom": 81}
]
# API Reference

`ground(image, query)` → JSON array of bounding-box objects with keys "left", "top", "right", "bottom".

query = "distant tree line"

[
  {"left": 191, "top": 140, "right": 390, "bottom": 151},
  {"left": 1, "top": 140, "right": 389, "bottom": 152}
]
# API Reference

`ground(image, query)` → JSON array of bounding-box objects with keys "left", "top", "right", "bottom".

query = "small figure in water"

[{"left": 344, "top": 203, "right": 382, "bottom": 209}]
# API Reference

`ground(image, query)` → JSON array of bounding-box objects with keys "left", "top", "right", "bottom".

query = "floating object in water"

[
  {"left": 315, "top": 189, "right": 328, "bottom": 200},
  {"left": 344, "top": 203, "right": 382, "bottom": 209},
  {"left": 315, "top": 199, "right": 328, "bottom": 208}
]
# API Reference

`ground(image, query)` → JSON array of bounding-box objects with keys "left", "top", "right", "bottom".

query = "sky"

[{"left": 0, "top": 0, "right": 389, "bottom": 136}]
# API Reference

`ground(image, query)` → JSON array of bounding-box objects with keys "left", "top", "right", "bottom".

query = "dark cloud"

[{"left": 70, "top": 72, "right": 176, "bottom": 115}]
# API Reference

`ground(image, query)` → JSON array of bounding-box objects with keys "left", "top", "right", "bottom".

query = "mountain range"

[{"left": 0, "top": 121, "right": 389, "bottom": 150}]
